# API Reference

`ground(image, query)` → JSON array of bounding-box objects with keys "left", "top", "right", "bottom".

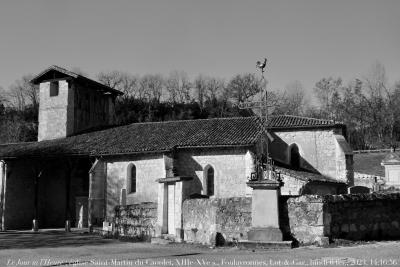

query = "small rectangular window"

[{"left": 50, "top": 81, "right": 59, "bottom": 97}]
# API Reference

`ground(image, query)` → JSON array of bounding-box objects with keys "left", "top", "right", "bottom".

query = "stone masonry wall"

[
  {"left": 324, "top": 193, "right": 400, "bottom": 240},
  {"left": 106, "top": 155, "right": 165, "bottom": 220},
  {"left": 270, "top": 129, "right": 349, "bottom": 182},
  {"left": 177, "top": 148, "right": 250, "bottom": 198},
  {"left": 287, "top": 193, "right": 400, "bottom": 245},
  {"left": 113, "top": 202, "right": 157, "bottom": 241},
  {"left": 287, "top": 195, "right": 326, "bottom": 245},
  {"left": 183, "top": 194, "right": 400, "bottom": 246},
  {"left": 38, "top": 80, "right": 70, "bottom": 141},
  {"left": 182, "top": 198, "right": 251, "bottom": 245}
]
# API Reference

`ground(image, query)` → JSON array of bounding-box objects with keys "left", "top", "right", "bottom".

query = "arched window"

[
  {"left": 127, "top": 164, "right": 136, "bottom": 193},
  {"left": 290, "top": 144, "right": 300, "bottom": 169},
  {"left": 204, "top": 165, "right": 214, "bottom": 196}
]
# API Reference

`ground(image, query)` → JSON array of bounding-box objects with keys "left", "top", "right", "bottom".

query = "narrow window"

[
  {"left": 128, "top": 164, "right": 136, "bottom": 193},
  {"left": 290, "top": 144, "right": 300, "bottom": 169},
  {"left": 50, "top": 81, "right": 59, "bottom": 97},
  {"left": 205, "top": 166, "right": 214, "bottom": 196}
]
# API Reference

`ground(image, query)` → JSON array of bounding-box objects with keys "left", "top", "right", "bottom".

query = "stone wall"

[
  {"left": 270, "top": 128, "right": 352, "bottom": 183},
  {"left": 176, "top": 148, "right": 251, "bottom": 198},
  {"left": 113, "top": 202, "right": 157, "bottom": 241},
  {"left": 182, "top": 197, "right": 251, "bottom": 245},
  {"left": 286, "top": 195, "right": 326, "bottom": 245},
  {"left": 280, "top": 173, "right": 307, "bottom": 195},
  {"left": 38, "top": 80, "right": 70, "bottom": 141},
  {"left": 287, "top": 193, "right": 400, "bottom": 244},
  {"left": 105, "top": 155, "right": 165, "bottom": 220},
  {"left": 324, "top": 193, "right": 400, "bottom": 240}
]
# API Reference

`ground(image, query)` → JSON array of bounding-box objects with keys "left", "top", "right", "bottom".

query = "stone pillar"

[
  {"left": 33, "top": 166, "right": 40, "bottom": 232},
  {"left": 156, "top": 176, "right": 193, "bottom": 241},
  {"left": 173, "top": 181, "right": 184, "bottom": 242},
  {"left": 119, "top": 188, "right": 126, "bottom": 206},
  {"left": 65, "top": 163, "right": 72, "bottom": 232},
  {"left": 246, "top": 180, "right": 283, "bottom": 241},
  {"left": 88, "top": 165, "right": 95, "bottom": 232},
  {"left": 0, "top": 161, "right": 5, "bottom": 231},
  {"left": 88, "top": 159, "right": 106, "bottom": 231},
  {"left": 156, "top": 183, "right": 168, "bottom": 236}
]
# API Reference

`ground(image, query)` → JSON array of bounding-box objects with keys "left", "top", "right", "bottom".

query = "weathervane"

[{"left": 238, "top": 57, "right": 276, "bottom": 181}]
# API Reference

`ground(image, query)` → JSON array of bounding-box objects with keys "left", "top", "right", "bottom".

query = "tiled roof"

[
  {"left": 0, "top": 117, "right": 262, "bottom": 158},
  {"left": 267, "top": 115, "right": 342, "bottom": 129},
  {"left": 0, "top": 115, "right": 344, "bottom": 159}
]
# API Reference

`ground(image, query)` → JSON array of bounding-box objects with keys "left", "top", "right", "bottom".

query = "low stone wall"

[
  {"left": 287, "top": 195, "right": 327, "bottom": 245},
  {"left": 183, "top": 197, "right": 251, "bottom": 245},
  {"left": 112, "top": 194, "right": 400, "bottom": 245},
  {"left": 113, "top": 202, "right": 157, "bottom": 241},
  {"left": 325, "top": 193, "right": 400, "bottom": 240},
  {"left": 287, "top": 193, "right": 400, "bottom": 244}
]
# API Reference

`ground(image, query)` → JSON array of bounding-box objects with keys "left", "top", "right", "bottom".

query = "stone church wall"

[
  {"left": 270, "top": 129, "right": 350, "bottom": 182},
  {"left": 176, "top": 148, "right": 250, "bottom": 198},
  {"left": 105, "top": 155, "right": 165, "bottom": 220}
]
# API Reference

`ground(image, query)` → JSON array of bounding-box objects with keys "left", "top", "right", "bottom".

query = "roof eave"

[{"left": 30, "top": 65, "right": 79, "bottom": 85}]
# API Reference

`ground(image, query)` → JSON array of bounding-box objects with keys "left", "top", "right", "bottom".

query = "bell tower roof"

[{"left": 30, "top": 65, "right": 123, "bottom": 96}]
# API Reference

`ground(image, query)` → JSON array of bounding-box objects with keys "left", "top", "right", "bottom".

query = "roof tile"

[{"left": 0, "top": 115, "right": 343, "bottom": 158}]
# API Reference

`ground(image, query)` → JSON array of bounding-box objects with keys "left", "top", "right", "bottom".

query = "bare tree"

[
  {"left": 314, "top": 77, "right": 343, "bottom": 119},
  {"left": 7, "top": 74, "right": 38, "bottom": 111},
  {"left": 278, "top": 80, "right": 308, "bottom": 116},
  {"left": 97, "top": 71, "right": 140, "bottom": 100},
  {"left": 165, "top": 71, "right": 191, "bottom": 103},
  {"left": 139, "top": 74, "right": 164, "bottom": 103},
  {"left": 194, "top": 75, "right": 207, "bottom": 108},
  {"left": 226, "top": 73, "right": 263, "bottom": 103},
  {"left": 205, "top": 77, "right": 225, "bottom": 102}
]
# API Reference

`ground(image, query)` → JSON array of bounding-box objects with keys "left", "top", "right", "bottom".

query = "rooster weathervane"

[{"left": 256, "top": 58, "right": 267, "bottom": 73}]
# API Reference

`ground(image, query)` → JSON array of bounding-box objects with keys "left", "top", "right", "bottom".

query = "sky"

[{"left": 0, "top": 0, "right": 399, "bottom": 98}]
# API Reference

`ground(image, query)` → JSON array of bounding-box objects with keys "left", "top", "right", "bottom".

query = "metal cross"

[{"left": 238, "top": 57, "right": 274, "bottom": 181}]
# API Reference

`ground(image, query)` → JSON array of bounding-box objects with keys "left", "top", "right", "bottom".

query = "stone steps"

[
  {"left": 150, "top": 237, "right": 172, "bottom": 245},
  {"left": 238, "top": 240, "right": 293, "bottom": 249}
]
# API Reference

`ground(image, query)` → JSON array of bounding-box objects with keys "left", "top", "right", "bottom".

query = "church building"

[{"left": 0, "top": 66, "right": 353, "bottom": 238}]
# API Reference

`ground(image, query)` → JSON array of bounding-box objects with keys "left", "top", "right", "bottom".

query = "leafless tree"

[
  {"left": 139, "top": 74, "right": 164, "bottom": 103},
  {"left": 226, "top": 73, "right": 263, "bottom": 103},
  {"left": 98, "top": 71, "right": 140, "bottom": 100},
  {"left": 165, "top": 71, "right": 191, "bottom": 103},
  {"left": 7, "top": 74, "right": 38, "bottom": 111},
  {"left": 278, "top": 80, "right": 308, "bottom": 116},
  {"left": 194, "top": 75, "right": 207, "bottom": 108},
  {"left": 205, "top": 77, "right": 225, "bottom": 102}
]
